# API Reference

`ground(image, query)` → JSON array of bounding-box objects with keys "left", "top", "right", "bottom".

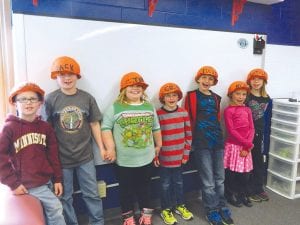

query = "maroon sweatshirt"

[{"left": 0, "top": 114, "right": 62, "bottom": 190}]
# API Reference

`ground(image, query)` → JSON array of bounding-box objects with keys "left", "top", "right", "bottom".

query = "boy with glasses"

[{"left": 0, "top": 82, "right": 66, "bottom": 225}]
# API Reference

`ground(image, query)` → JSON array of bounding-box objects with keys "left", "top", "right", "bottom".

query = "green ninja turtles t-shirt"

[{"left": 101, "top": 101, "right": 160, "bottom": 167}]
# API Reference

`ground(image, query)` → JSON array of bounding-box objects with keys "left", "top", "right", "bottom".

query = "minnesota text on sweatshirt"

[{"left": 0, "top": 115, "right": 62, "bottom": 190}]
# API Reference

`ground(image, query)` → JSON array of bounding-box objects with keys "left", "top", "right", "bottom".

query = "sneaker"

[
  {"left": 139, "top": 208, "right": 153, "bottom": 225},
  {"left": 257, "top": 192, "right": 269, "bottom": 201},
  {"left": 219, "top": 208, "right": 234, "bottom": 225},
  {"left": 160, "top": 209, "right": 177, "bottom": 225},
  {"left": 174, "top": 204, "right": 193, "bottom": 220},
  {"left": 206, "top": 210, "right": 223, "bottom": 225},
  {"left": 249, "top": 195, "right": 262, "bottom": 202},
  {"left": 241, "top": 196, "right": 253, "bottom": 207},
  {"left": 122, "top": 211, "right": 136, "bottom": 225},
  {"left": 226, "top": 194, "right": 242, "bottom": 208}
]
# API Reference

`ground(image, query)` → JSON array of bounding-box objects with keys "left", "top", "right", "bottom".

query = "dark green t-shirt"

[{"left": 43, "top": 89, "right": 102, "bottom": 168}]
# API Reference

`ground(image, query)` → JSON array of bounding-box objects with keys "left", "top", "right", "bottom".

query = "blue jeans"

[
  {"left": 28, "top": 181, "right": 66, "bottom": 225},
  {"left": 194, "top": 149, "right": 226, "bottom": 212},
  {"left": 159, "top": 167, "right": 184, "bottom": 210},
  {"left": 61, "top": 160, "right": 104, "bottom": 225}
]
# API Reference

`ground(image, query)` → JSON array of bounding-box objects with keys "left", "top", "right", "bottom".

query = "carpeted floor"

[{"left": 78, "top": 189, "right": 300, "bottom": 225}]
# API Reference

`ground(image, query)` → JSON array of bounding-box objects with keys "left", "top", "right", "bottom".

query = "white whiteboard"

[
  {"left": 12, "top": 14, "right": 265, "bottom": 164},
  {"left": 264, "top": 44, "right": 300, "bottom": 99}
]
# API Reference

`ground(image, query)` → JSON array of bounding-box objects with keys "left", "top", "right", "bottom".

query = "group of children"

[{"left": 0, "top": 56, "right": 272, "bottom": 225}]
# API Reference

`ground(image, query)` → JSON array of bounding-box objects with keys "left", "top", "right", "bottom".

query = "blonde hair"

[
  {"left": 249, "top": 81, "right": 269, "bottom": 98},
  {"left": 116, "top": 88, "right": 149, "bottom": 104},
  {"left": 260, "top": 82, "right": 269, "bottom": 98}
]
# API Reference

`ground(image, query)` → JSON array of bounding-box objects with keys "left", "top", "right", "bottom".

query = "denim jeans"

[
  {"left": 159, "top": 167, "right": 184, "bottom": 210},
  {"left": 193, "top": 148, "right": 226, "bottom": 212},
  {"left": 61, "top": 160, "right": 104, "bottom": 225},
  {"left": 28, "top": 181, "right": 66, "bottom": 225}
]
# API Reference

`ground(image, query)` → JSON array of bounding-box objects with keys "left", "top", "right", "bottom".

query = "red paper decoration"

[
  {"left": 32, "top": 0, "right": 38, "bottom": 6},
  {"left": 148, "top": 0, "right": 158, "bottom": 17},
  {"left": 231, "top": 0, "right": 247, "bottom": 26}
]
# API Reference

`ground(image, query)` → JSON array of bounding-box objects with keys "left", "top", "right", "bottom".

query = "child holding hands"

[
  {"left": 43, "top": 56, "right": 105, "bottom": 225},
  {"left": 223, "top": 81, "right": 255, "bottom": 208},
  {"left": 101, "top": 72, "right": 162, "bottom": 225}
]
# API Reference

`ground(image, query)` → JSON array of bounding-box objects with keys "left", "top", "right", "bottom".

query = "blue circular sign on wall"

[{"left": 237, "top": 38, "right": 248, "bottom": 49}]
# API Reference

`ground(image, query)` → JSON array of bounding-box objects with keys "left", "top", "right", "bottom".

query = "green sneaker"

[
  {"left": 160, "top": 209, "right": 177, "bottom": 225},
  {"left": 249, "top": 195, "right": 262, "bottom": 202},
  {"left": 174, "top": 204, "right": 193, "bottom": 220}
]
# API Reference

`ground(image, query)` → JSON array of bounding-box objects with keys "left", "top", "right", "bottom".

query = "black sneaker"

[
  {"left": 206, "top": 210, "right": 223, "bottom": 225},
  {"left": 226, "top": 194, "right": 242, "bottom": 208},
  {"left": 242, "top": 196, "right": 253, "bottom": 207},
  {"left": 219, "top": 208, "right": 234, "bottom": 225}
]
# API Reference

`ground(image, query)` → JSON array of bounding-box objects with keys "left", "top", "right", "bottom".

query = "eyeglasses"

[{"left": 16, "top": 97, "right": 39, "bottom": 103}]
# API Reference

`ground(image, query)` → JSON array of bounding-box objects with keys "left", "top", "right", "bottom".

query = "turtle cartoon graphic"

[{"left": 122, "top": 124, "right": 152, "bottom": 148}]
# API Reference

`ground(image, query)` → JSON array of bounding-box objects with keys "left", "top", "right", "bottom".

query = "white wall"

[
  {"left": 12, "top": 14, "right": 268, "bottom": 164},
  {"left": 12, "top": 14, "right": 265, "bottom": 109},
  {"left": 265, "top": 44, "right": 300, "bottom": 100}
]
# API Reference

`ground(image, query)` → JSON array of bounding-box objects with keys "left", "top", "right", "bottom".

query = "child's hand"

[
  {"left": 100, "top": 148, "right": 107, "bottom": 161},
  {"left": 153, "top": 146, "right": 161, "bottom": 167},
  {"left": 54, "top": 183, "right": 63, "bottom": 197},
  {"left": 13, "top": 184, "right": 28, "bottom": 195},
  {"left": 182, "top": 159, "right": 188, "bottom": 164},
  {"left": 240, "top": 150, "right": 248, "bottom": 157},
  {"left": 153, "top": 156, "right": 160, "bottom": 167},
  {"left": 105, "top": 149, "right": 116, "bottom": 162},
  {"left": 155, "top": 146, "right": 161, "bottom": 156}
]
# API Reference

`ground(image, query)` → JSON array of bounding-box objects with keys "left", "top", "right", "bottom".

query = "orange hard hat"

[
  {"left": 227, "top": 81, "right": 249, "bottom": 97},
  {"left": 120, "top": 72, "right": 148, "bottom": 92},
  {"left": 195, "top": 66, "right": 218, "bottom": 85},
  {"left": 159, "top": 82, "right": 183, "bottom": 103},
  {"left": 246, "top": 68, "right": 268, "bottom": 84},
  {"left": 51, "top": 56, "right": 81, "bottom": 79},
  {"left": 9, "top": 82, "right": 45, "bottom": 104}
]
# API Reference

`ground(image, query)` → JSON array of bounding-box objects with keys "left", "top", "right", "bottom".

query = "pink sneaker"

[
  {"left": 258, "top": 191, "right": 269, "bottom": 201},
  {"left": 122, "top": 211, "right": 136, "bottom": 225},
  {"left": 139, "top": 208, "right": 153, "bottom": 225}
]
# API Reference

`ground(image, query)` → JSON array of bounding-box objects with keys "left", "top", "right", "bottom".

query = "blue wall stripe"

[{"left": 12, "top": 0, "right": 300, "bottom": 46}]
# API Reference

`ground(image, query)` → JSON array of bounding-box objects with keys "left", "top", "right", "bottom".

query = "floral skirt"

[{"left": 224, "top": 143, "right": 253, "bottom": 173}]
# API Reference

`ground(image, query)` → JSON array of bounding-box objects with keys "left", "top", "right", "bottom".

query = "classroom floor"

[{"left": 78, "top": 189, "right": 300, "bottom": 225}]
